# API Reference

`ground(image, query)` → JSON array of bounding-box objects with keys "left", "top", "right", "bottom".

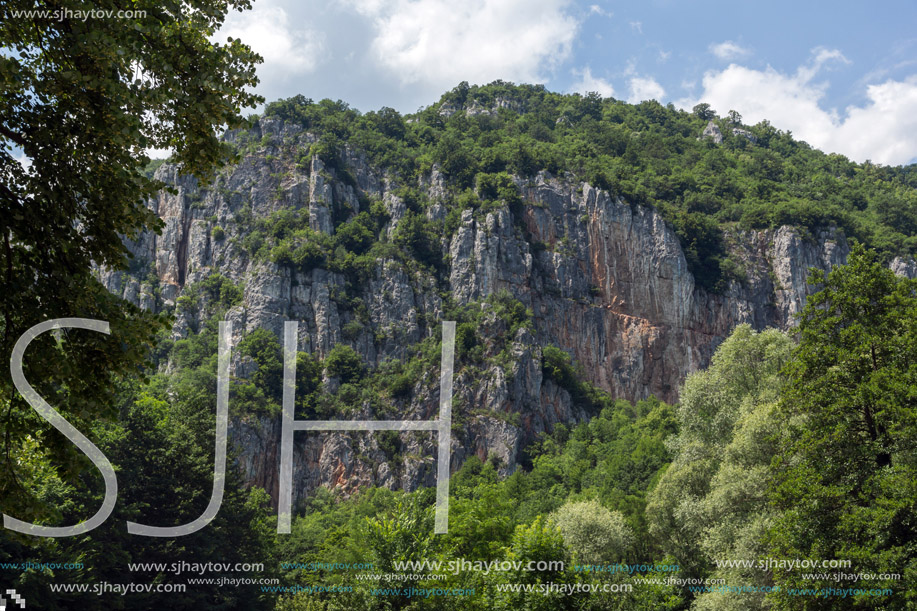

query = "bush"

[
  {"left": 388, "top": 374, "right": 413, "bottom": 399},
  {"left": 270, "top": 243, "right": 294, "bottom": 266},
  {"left": 551, "top": 500, "right": 633, "bottom": 562},
  {"left": 392, "top": 210, "right": 440, "bottom": 268},
  {"left": 541, "top": 346, "right": 579, "bottom": 391},
  {"left": 181, "top": 273, "right": 243, "bottom": 313},
  {"left": 488, "top": 289, "right": 530, "bottom": 335},
  {"left": 325, "top": 344, "right": 364, "bottom": 383},
  {"left": 296, "top": 352, "right": 322, "bottom": 396},
  {"left": 238, "top": 328, "right": 284, "bottom": 403},
  {"left": 291, "top": 242, "right": 325, "bottom": 271},
  {"left": 455, "top": 322, "right": 478, "bottom": 358},
  {"left": 341, "top": 320, "right": 363, "bottom": 340},
  {"left": 334, "top": 212, "right": 376, "bottom": 254}
]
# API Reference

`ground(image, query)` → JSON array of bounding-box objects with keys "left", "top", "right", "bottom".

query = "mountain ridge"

[{"left": 101, "top": 83, "right": 917, "bottom": 507}]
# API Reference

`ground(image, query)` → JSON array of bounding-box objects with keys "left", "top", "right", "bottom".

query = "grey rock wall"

[{"left": 99, "top": 117, "right": 915, "bottom": 510}]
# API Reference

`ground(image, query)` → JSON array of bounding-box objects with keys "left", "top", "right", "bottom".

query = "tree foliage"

[
  {"left": 769, "top": 244, "right": 917, "bottom": 608},
  {"left": 257, "top": 81, "right": 917, "bottom": 294},
  {"left": 1, "top": 0, "right": 262, "bottom": 522},
  {"left": 646, "top": 324, "right": 794, "bottom": 609},
  {"left": 550, "top": 500, "right": 633, "bottom": 563}
]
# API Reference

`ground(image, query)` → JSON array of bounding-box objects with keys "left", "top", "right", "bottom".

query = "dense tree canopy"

[
  {"left": 769, "top": 244, "right": 917, "bottom": 609},
  {"left": 646, "top": 325, "right": 794, "bottom": 610},
  {"left": 255, "top": 81, "right": 917, "bottom": 290},
  {"left": 1, "top": 0, "right": 262, "bottom": 531}
]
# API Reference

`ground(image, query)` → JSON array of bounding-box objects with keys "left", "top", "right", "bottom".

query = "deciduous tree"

[{"left": 1, "top": 0, "right": 262, "bottom": 524}]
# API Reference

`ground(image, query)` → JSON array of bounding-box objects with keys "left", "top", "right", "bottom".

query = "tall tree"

[
  {"left": 769, "top": 244, "right": 917, "bottom": 609},
  {"left": 646, "top": 324, "right": 793, "bottom": 611},
  {"left": 1, "top": 0, "right": 262, "bottom": 524}
]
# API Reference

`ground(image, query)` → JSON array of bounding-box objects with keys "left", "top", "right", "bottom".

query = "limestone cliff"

[{"left": 99, "top": 115, "right": 914, "bottom": 510}]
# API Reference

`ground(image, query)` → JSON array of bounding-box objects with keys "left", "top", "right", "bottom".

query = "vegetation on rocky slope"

[
  {"left": 251, "top": 81, "right": 917, "bottom": 290},
  {"left": 5, "top": 81, "right": 917, "bottom": 610}
]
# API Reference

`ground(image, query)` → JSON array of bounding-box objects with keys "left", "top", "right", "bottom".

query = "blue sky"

[{"left": 216, "top": 0, "right": 917, "bottom": 165}]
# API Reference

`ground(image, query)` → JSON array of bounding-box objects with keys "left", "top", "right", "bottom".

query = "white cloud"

[
  {"left": 570, "top": 67, "right": 615, "bottom": 98},
  {"left": 709, "top": 40, "right": 750, "bottom": 61},
  {"left": 219, "top": 1, "right": 326, "bottom": 76},
  {"left": 680, "top": 49, "right": 917, "bottom": 165},
  {"left": 345, "top": 0, "right": 579, "bottom": 89},
  {"left": 14, "top": 151, "right": 31, "bottom": 171},
  {"left": 629, "top": 21, "right": 642, "bottom": 34},
  {"left": 589, "top": 4, "right": 612, "bottom": 17},
  {"left": 826, "top": 78, "right": 917, "bottom": 164},
  {"left": 628, "top": 76, "right": 665, "bottom": 102},
  {"left": 658, "top": 49, "right": 671, "bottom": 62},
  {"left": 145, "top": 147, "right": 171, "bottom": 160},
  {"left": 796, "top": 46, "right": 850, "bottom": 82}
]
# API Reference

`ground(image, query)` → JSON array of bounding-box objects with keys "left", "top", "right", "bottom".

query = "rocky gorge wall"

[{"left": 99, "top": 116, "right": 916, "bottom": 509}]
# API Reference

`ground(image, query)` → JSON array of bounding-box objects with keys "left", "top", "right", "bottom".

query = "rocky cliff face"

[{"left": 99, "top": 116, "right": 914, "bottom": 510}]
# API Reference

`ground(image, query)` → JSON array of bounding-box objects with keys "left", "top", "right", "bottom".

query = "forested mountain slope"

[{"left": 101, "top": 82, "right": 917, "bottom": 507}]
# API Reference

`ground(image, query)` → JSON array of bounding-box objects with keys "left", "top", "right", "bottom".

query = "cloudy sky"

[{"left": 217, "top": 0, "right": 917, "bottom": 165}]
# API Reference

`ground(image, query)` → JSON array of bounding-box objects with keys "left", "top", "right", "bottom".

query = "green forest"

[
  {"left": 4, "top": 246, "right": 916, "bottom": 610},
  {"left": 250, "top": 81, "right": 917, "bottom": 291}
]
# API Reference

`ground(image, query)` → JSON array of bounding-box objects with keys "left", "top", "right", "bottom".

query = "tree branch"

[{"left": 0, "top": 125, "right": 26, "bottom": 149}]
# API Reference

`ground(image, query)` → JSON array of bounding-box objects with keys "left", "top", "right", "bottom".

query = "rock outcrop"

[
  {"left": 99, "top": 116, "right": 914, "bottom": 510},
  {"left": 701, "top": 120, "right": 723, "bottom": 144},
  {"left": 732, "top": 127, "right": 758, "bottom": 144}
]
